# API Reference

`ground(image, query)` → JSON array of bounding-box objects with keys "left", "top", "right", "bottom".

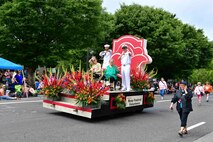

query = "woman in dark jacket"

[{"left": 169, "top": 81, "right": 193, "bottom": 136}]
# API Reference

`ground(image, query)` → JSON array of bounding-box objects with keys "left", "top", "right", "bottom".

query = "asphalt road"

[{"left": 0, "top": 94, "right": 213, "bottom": 142}]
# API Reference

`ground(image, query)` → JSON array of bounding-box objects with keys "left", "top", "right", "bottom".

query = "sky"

[{"left": 102, "top": 0, "right": 213, "bottom": 41}]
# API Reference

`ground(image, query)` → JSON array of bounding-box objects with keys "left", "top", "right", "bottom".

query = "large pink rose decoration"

[{"left": 111, "top": 35, "right": 152, "bottom": 72}]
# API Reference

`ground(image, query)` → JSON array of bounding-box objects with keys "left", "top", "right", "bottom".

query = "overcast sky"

[{"left": 102, "top": 0, "right": 213, "bottom": 41}]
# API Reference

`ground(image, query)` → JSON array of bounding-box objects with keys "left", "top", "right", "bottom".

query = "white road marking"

[
  {"left": 0, "top": 100, "right": 42, "bottom": 105},
  {"left": 157, "top": 100, "right": 171, "bottom": 103},
  {"left": 156, "top": 96, "right": 198, "bottom": 103},
  {"left": 187, "top": 122, "right": 206, "bottom": 130}
]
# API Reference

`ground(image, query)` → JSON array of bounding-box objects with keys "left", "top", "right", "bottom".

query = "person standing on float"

[
  {"left": 118, "top": 45, "right": 132, "bottom": 91},
  {"left": 99, "top": 44, "right": 112, "bottom": 69}
]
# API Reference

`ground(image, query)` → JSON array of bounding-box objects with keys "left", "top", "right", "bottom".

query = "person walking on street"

[
  {"left": 169, "top": 81, "right": 193, "bottom": 137},
  {"left": 194, "top": 82, "right": 205, "bottom": 105},
  {"left": 204, "top": 82, "right": 212, "bottom": 102},
  {"left": 159, "top": 78, "right": 167, "bottom": 100},
  {"left": 118, "top": 44, "right": 132, "bottom": 91},
  {"left": 99, "top": 44, "right": 112, "bottom": 69}
]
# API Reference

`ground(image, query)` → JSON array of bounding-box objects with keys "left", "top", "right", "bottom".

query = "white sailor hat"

[
  {"left": 104, "top": 44, "right": 110, "bottom": 48},
  {"left": 122, "top": 45, "right": 128, "bottom": 49}
]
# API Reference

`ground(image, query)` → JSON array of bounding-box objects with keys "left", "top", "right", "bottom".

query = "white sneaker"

[
  {"left": 126, "top": 88, "right": 132, "bottom": 92},
  {"left": 121, "top": 88, "right": 126, "bottom": 91}
]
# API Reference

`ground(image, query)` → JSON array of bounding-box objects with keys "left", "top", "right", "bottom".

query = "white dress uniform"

[
  {"left": 99, "top": 49, "right": 112, "bottom": 69},
  {"left": 121, "top": 51, "right": 131, "bottom": 91}
]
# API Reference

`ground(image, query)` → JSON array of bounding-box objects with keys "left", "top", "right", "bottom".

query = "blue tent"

[{"left": 0, "top": 57, "right": 23, "bottom": 70}]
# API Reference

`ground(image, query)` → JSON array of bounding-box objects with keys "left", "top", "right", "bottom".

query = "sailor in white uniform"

[
  {"left": 118, "top": 45, "right": 132, "bottom": 91},
  {"left": 99, "top": 44, "right": 112, "bottom": 69}
]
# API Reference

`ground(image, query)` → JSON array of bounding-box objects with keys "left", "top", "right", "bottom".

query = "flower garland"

[
  {"left": 147, "top": 92, "right": 155, "bottom": 103},
  {"left": 115, "top": 94, "right": 126, "bottom": 109}
]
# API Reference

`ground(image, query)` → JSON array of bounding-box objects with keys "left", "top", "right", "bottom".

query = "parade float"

[{"left": 42, "top": 35, "right": 156, "bottom": 119}]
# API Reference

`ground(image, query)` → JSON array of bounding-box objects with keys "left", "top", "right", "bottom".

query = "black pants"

[
  {"left": 101, "top": 76, "right": 116, "bottom": 83},
  {"left": 101, "top": 76, "right": 117, "bottom": 88},
  {"left": 178, "top": 109, "right": 190, "bottom": 127},
  {"left": 93, "top": 73, "right": 100, "bottom": 79}
]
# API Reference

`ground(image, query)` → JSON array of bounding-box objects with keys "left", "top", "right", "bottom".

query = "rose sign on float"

[{"left": 111, "top": 35, "right": 152, "bottom": 72}]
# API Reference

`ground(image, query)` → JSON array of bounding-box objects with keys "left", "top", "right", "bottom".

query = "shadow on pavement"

[{"left": 49, "top": 110, "right": 153, "bottom": 123}]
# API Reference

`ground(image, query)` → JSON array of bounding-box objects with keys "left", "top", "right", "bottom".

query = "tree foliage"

[
  {"left": 110, "top": 4, "right": 212, "bottom": 79},
  {"left": 189, "top": 69, "right": 213, "bottom": 84},
  {"left": 62, "top": 9, "right": 115, "bottom": 69},
  {"left": 0, "top": 2, "right": 212, "bottom": 81},
  {"left": 0, "top": 0, "right": 102, "bottom": 69},
  {"left": 0, "top": 0, "right": 13, "bottom": 6}
]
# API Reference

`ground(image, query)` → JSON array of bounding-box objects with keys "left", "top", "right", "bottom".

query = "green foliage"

[
  {"left": 0, "top": 0, "right": 13, "bottom": 6},
  {"left": 208, "top": 59, "right": 213, "bottom": 70},
  {"left": 189, "top": 69, "right": 213, "bottom": 84},
  {"left": 57, "top": 48, "right": 87, "bottom": 70},
  {"left": 0, "top": 1, "right": 212, "bottom": 81},
  {"left": 110, "top": 4, "right": 212, "bottom": 79},
  {"left": 0, "top": 0, "right": 103, "bottom": 69},
  {"left": 98, "top": 10, "right": 115, "bottom": 45}
]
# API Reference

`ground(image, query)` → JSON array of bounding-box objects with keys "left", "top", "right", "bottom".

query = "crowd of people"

[
  {"left": 0, "top": 70, "right": 37, "bottom": 100},
  {"left": 150, "top": 78, "right": 212, "bottom": 103}
]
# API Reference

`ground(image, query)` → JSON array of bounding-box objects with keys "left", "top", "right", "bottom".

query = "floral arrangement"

[
  {"left": 41, "top": 70, "right": 65, "bottom": 100},
  {"left": 131, "top": 65, "right": 157, "bottom": 90},
  {"left": 115, "top": 94, "right": 126, "bottom": 109},
  {"left": 75, "top": 79, "right": 109, "bottom": 107},
  {"left": 147, "top": 92, "right": 155, "bottom": 103},
  {"left": 63, "top": 65, "right": 109, "bottom": 107},
  {"left": 63, "top": 70, "right": 84, "bottom": 95},
  {"left": 39, "top": 63, "right": 109, "bottom": 107}
]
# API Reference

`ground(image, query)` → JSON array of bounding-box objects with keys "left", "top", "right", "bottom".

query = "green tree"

[
  {"left": 0, "top": 0, "right": 102, "bottom": 68},
  {"left": 0, "top": 0, "right": 103, "bottom": 85},
  {"left": 110, "top": 4, "right": 212, "bottom": 79},
  {"left": 60, "top": 9, "right": 116, "bottom": 69},
  {"left": 0, "top": 0, "right": 13, "bottom": 6},
  {"left": 189, "top": 69, "right": 213, "bottom": 84},
  {"left": 98, "top": 9, "right": 115, "bottom": 45}
]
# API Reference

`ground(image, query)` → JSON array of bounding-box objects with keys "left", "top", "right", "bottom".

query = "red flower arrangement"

[
  {"left": 131, "top": 65, "right": 157, "bottom": 90},
  {"left": 63, "top": 66, "right": 109, "bottom": 107},
  {"left": 74, "top": 78, "right": 109, "bottom": 107},
  {"left": 63, "top": 71, "right": 85, "bottom": 95},
  {"left": 40, "top": 64, "right": 109, "bottom": 107},
  {"left": 41, "top": 71, "right": 65, "bottom": 100}
]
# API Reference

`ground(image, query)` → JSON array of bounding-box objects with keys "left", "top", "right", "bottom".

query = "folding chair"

[{"left": 15, "top": 85, "right": 22, "bottom": 98}]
